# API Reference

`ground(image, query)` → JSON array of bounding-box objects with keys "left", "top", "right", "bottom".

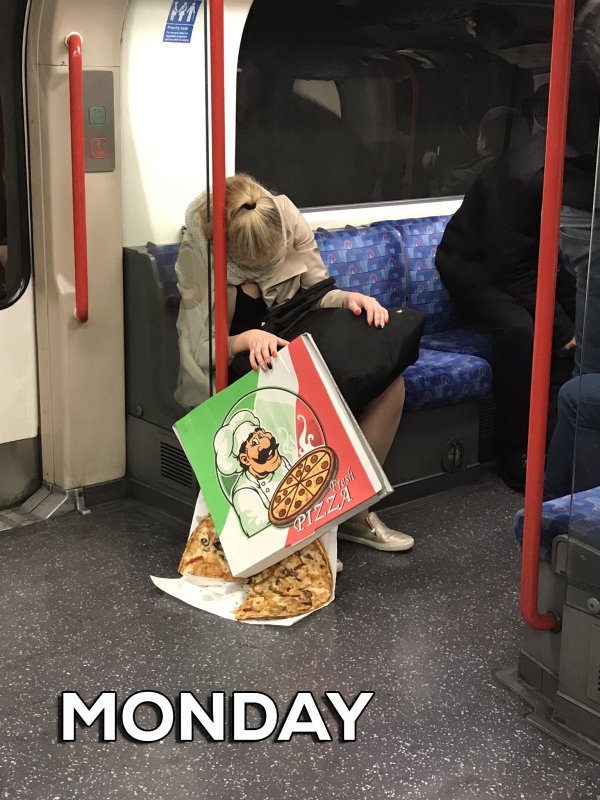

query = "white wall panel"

[
  {"left": 121, "top": 0, "right": 252, "bottom": 246},
  {"left": 304, "top": 198, "right": 463, "bottom": 231}
]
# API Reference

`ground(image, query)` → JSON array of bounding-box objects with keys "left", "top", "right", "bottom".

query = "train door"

[
  {"left": 0, "top": 0, "right": 40, "bottom": 519},
  {"left": 16, "top": 0, "right": 130, "bottom": 517}
]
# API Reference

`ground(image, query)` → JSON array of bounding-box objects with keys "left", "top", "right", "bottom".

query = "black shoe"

[{"left": 496, "top": 451, "right": 527, "bottom": 492}]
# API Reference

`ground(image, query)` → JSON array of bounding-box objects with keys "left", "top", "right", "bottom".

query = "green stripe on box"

[{"left": 174, "top": 369, "right": 260, "bottom": 533}]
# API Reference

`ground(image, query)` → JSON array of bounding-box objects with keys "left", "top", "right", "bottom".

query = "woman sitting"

[{"left": 174, "top": 174, "right": 424, "bottom": 552}]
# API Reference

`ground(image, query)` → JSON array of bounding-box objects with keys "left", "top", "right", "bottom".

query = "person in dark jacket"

[
  {"left": 438, "top": 106, "right": 530, "bottom": 196},
  {"left": 436, "top": 132, "right": 578, "bottom": 491},
  {"left": 560, "top": 0, "right": 600, "bottom": 375}
]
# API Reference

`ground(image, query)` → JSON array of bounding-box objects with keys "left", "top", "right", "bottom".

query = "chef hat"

[{"left": 214, "top": 409, "right": 262, "bottom": 476}]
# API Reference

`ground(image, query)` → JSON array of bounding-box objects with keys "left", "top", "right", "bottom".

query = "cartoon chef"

[{"left": 214, "top": 410, "right": 292, "bottom": 537}]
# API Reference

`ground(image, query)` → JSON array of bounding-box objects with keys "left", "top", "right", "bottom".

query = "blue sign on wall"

[{"left": 163, "top": 0, "right": 201, "bottom": 43}]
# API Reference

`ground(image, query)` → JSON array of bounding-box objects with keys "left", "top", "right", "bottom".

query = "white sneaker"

[
  {"left": 336, "top": 559, "right": 343, "bottom": 573},
  {"left": 338, "top": 512, "right": 414, "bottom": 552}
]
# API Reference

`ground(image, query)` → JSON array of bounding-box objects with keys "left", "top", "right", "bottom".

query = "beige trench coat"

[{"left": 174, "top": 193, "right": 347, "bottom": 407}]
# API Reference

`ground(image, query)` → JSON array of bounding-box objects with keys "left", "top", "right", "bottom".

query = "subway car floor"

[{"left": 2, "top": 473, "right": 600, "bottom": 800}]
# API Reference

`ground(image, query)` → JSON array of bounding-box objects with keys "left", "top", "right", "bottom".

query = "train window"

[
  {"left": 235, "top": 0, "right": 553, "bottom": 208},
  {"left": 0, "top": 100, "right": 6, "bottom": 301},
  {"left": 0, "top": 0, "right": 31, "bottom": 308}
]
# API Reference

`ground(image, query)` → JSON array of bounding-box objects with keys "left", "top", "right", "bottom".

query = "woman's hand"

[
  {"left": 345, "top": 292, "right": 389, "bottom": 328},
  {"left": 558, "top": 337, "right": 576, "bottom": 357},
  {"left": 232, "top": 329, "right": 289, "bottom": 371}
]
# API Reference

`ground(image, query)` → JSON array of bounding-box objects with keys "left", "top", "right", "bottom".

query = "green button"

[{"left": 88, "top": 106, "right": 106, "bottom": 126}]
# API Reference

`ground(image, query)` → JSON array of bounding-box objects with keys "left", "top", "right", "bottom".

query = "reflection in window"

[{"left": 236, "top": 0, "right": 552, "bottom": 208}]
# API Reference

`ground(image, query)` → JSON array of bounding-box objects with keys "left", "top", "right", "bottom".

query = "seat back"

[
  {"left": 314, "top": 225, "right": 406, "bottom": 308},
  {"left": 123, "top": 243, "right": 189, "bottom": 433},
  {"left": 372, "top": 216, "right": 457, "bottom": 333},
  {"left": 146, "top": 242, "right": 181, "bottom": 309}
]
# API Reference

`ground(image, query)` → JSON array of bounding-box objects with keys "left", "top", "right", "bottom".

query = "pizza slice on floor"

[
  {"left": 178, "top": 514, "right": 246, "bottom": 583},
  {"left": 235, "top": 538, "right": 333, "bottom": 620}
]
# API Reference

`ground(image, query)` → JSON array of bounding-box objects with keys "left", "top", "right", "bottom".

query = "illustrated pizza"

[
  {"left": 178, "top": 514, "right": 246, "bottom": 583},
  {"left": 268, "top": 446, "right": 338, "bottom": 527},
  {"left": 235, "top": 538, "right": 333, "bottom": 620}
]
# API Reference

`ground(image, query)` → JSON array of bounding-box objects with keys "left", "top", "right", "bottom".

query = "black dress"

[{"left": 228, "top": 286, "right": 268, "bottom": 383}]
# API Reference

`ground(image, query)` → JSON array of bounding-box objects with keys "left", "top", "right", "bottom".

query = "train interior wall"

[{"left": 0, "top": 0, "right": 465, "bottom": 516}]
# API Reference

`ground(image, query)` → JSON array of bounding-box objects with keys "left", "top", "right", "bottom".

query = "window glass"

[
  {"left": 236, "top": 0, "right": 553, "bottom": 208},
  {"left": 0, "top": 99, "right": 6, "bottom": 301},
  {"left": 0, "top": 0, "right": 31, "bottom": 308}
]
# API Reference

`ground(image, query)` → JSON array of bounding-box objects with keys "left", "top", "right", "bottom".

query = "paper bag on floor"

[{"left": 151, "top": 492, "right": 337, "bottom": 626}]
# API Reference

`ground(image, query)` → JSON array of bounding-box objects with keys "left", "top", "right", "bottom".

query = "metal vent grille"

[
  {"left": 160, "top": 441, "right": 194, "bottom": 488},
  {"left": 586, "top": 623, "right": 600, "bottom": 704},
  {"left": 478, "top": 395, "right": 496, "bottom": 443}
]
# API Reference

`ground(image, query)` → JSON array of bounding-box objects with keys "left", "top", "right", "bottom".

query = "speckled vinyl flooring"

[{"left": 1, "top": 473, "right": 600, "bottom": 800}]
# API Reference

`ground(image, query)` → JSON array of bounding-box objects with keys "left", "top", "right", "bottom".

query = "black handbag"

[
  {"left": 261, "top": 278, "right": 337, "bottom": 339},
  {"left": 228, "top": 278, "right": 336, "bottom": 384},
  {"left": 266, "top": 291, "right": 425, "bottom": 416}
]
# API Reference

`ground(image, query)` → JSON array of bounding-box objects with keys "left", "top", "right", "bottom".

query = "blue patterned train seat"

[
  {"left": 372, "top": 216, "right": 457, "bottom": 333},
  {"left": 314, "top": 226, "right": 406, "bottom": 308},
  {"left": 420, "top": 327, "right": 493, "bottom": 360},
  {"left": 372, "top": 216, "right": 493, "bottom": 358},
  {"left": 146, "top": 219, "right": 494, "bottom": 413},
  {"left": 403, "top": 349, "right": 493, "bottom": 413},
  {"left": 514, "top": 488, "right": 600, "bottom": 563}
]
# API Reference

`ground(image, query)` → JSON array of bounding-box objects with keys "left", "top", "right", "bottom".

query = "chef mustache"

[{"left": 254, "top": 439, "right": 280, "bottom": 464}]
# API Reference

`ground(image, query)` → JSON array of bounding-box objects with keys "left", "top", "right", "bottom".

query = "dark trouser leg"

[
  {"left": 545, "top": 374, "right": 600, "bottom": 499},
  {"left": 559, "top": 207, "right": 600, "bottom": 375},
  {"left": 461, "top": 286, "right": 534, "bottom": 458},
  {"left": 548, "top": 348, "right": 575, "bottom": 440}
]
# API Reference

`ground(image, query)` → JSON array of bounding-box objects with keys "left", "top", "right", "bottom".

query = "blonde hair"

[{"left": 197, "top": 173, "right": 286, "bottom": 271}]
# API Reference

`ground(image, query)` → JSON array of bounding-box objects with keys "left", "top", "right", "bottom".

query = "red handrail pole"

[
  {"left": 209, "top": 0, "right": 228, "bottom": 392},
  {"left": 66, "top": 33, "right": 89, "bottom": 323},
  {"left": 521, "top": 0, "right": 575, "bottom": 631}
]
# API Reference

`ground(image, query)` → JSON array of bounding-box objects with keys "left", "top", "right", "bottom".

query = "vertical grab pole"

[
  {"left": 208, "top": 0, "right": 229, "bottom": 392},
  {"left": 65, "top": 32, "right": 89, "bottom": 324},
  {"left": 521, "top": 0, "right": 575, "bottom": 631}
]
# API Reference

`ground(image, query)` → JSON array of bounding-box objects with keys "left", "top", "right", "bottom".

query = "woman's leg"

[
  {"left": 339, "top": 376, "right": 413, "bottom": 551},
  {"left": 358, "top": 375, "right": 405, "bottom": 465},
  {"left": 350, "top": 376, "right": 405, "bottom": 525}
]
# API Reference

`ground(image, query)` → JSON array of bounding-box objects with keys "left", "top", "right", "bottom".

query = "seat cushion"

[
  {"left": 421, "top": 326, "right": 493, "bottom": 359},
  {"left": 514, "top": 488, "right": 600, "bottom": 564},
  {"left": 372, "top": 216, "right": 457, "bottom": 334},
  {"left": 314, "top": 227, "right": 405, "bottom": 308},
  {"left": 403, "top": 348, "right": 493, "bottom": 413}
]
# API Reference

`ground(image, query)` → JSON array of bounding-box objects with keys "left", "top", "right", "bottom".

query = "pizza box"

[{"left": 174, "top": 334, "right": 392, "bottom": 578}]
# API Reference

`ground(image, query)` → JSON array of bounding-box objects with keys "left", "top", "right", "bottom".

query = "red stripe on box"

[{"left": 284, "top": 337, "right": 377, "bottom": 546}]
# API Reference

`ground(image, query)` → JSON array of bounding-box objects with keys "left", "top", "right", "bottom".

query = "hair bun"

[{"left": 241, "top": 202, "right": 257, "bottom": 211}]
